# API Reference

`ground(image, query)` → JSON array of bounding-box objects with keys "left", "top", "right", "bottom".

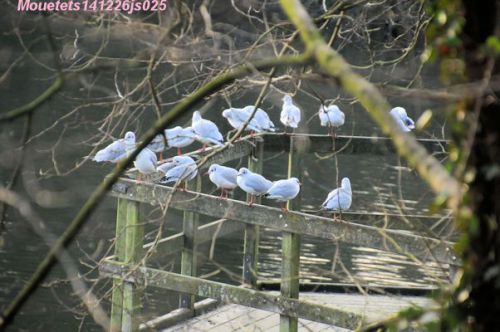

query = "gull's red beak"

[{"left": 203, "top": 171, "right": 209, "bottom": 176}]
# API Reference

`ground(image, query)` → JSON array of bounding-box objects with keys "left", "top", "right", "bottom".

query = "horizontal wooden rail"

[
  {"left": 110, "top": 178, "right": 456, "bottom": 264},
  {"left": 129, "top": 134, "right": 448, "bottom": 176},
  {"left": 127, "top": 139, "right": 254, "bottom": 176},
  {"left": 261, "top": 133, "right": 448, "bottom": 154},
  {"left": 143, "top": 219, "right": 244, "bottom": 255},
  {"left": 99, "top": 260, "right": 363, "bottom": 329},
  {"left": 139, "top": 299, "right": 218, "bottom": 331}
]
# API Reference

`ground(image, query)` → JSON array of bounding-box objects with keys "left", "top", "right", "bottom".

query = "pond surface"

[{"left": 0, "top": 11, "right": 452, "bottom": 331}]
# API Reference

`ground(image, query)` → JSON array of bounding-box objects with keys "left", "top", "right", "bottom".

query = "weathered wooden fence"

[{"left": 99, "top": 134, "right": 455, "bottom": 332}]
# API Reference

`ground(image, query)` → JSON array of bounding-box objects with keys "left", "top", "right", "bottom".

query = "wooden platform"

[{"left": 164, "top": 293, "right": 433, "bottom": 331}]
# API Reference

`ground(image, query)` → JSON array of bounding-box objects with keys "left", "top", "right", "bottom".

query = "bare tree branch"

[
  {"left": 0, "top": 52, "right": 311, "bottom": 329},
  {"left": 0, "top": 187, "right": 110, "bottom": 331}
]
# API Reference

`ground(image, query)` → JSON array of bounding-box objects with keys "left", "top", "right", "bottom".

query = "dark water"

[{"left": 0, "top": 6, "right": 452, "bottom": 332}]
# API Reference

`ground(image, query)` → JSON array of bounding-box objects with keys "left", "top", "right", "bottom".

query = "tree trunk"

[{"left": 461, "top": 1, "right": 500, "bottom": 330}]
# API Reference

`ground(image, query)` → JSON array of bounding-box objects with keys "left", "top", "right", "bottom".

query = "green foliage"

[
  {"left": 485, "top": 36, "right": 500, "bottom": 55},
  {"left": 424, "top": 1, "right": 466, "bottom": 85}
]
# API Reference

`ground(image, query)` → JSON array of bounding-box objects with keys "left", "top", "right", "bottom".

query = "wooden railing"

[{"left": 98, "top": 134, "right": 455, "bottom": 332}]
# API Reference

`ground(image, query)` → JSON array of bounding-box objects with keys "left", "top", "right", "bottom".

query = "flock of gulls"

[{"left": 91, "top": 95, "right": 415, "bottom": 219}]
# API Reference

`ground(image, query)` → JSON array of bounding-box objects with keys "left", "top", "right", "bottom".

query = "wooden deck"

[
  {"left": 164, "top": 293, "right": 432, "bottom": 331},
  {"left": 104, "top": 134, "right": 451, "bottom": 332}
]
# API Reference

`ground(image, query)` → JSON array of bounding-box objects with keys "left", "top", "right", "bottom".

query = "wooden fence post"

[
  {"left": 243, "top": 139, "right": 264, "bottom": 287},
  {"left": 110, "top": 198, "right": 127, "bottom": 332},
  {"left": 281, "top": 136, "right": 303, "bottom": 332},
  {"left": 110, "top": 197, "right": 143, "bottom": 332},
  {"left": 179, "top": 175, "right": 201, "bottom": 309},
  {"left": 122, "top": 199, "right": 143, "bottom": 332}
]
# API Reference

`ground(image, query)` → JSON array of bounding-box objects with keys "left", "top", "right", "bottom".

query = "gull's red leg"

[{"left": 248, "top": 194, "right": 255, "bottom": 207}]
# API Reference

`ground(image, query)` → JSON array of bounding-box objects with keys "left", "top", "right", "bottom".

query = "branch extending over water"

[
  {"left": 0, "top": 53, "right": 312, "bottom": 329},
  {"left": 279, "top": 0, "right": 462, "bottom": 210}
]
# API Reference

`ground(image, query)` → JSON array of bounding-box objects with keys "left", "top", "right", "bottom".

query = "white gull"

[
  {"left": 390, "top": 107, "right": 415, "bottom": 132},
  {"left": 92, "top": 131, "right": 136, "bottom": 163},
  {"left": 192, "top": 111, "right": 224, "bottom": 148},
  {"left": 265, "top": 177, "right": 301, "bottom": 211},
  {"left": 321, "top": 177, "right": 352, "bottom": 221},
  {"left": 319, "top": 104, "right": 345, "bottom": 136},
  {"left": 280, "top": 95, "right": 301, "bottom": 129},
  {"left": 206, "top": 163, "right": 238, "bottom": 199},
  {"left": 237, "top": 167, "right": 273, "bottom": 206}
]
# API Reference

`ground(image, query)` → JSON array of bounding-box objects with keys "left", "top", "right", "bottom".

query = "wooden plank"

[
  {"left": 257, "top": 281, "right": 437, "bottom": 296},
  {"left": 121, "top": 200, "right": 143, "bottom": 332},
  {"left": 112, "top": 178, "right": 451, "bottom": 233},
  {"left": 243, "top": 140, "right": 263, "bottom": 287},
  {"left": 263, "top": 133, "right": 448, "bottom": 154},
  {"left": 110, "top": 198, "right": 127, "bottom": 332},
  {"left": 180, "top": 176, "right": 201, "bottom": 309},
  {"left": 99, "top": 261, "right": 363, "bottom": 329},
  {"left": 139, "top": 299, "right": 218, "bottom": 331},
  {"left": 300, "top": 210, "right": 454, "bottom": 233},
  {"left": 281, "top": 136, "right": 303, "bottom": 332},
  {"left": 126, "top": 139, "right": 253, "bottom": 179},
  {"left": 280, "top": 232, "right": 300, "bottom": 332},
  {"left": 243, "top": 224, "right": 259, "bottom": 286},
  {"left": 143, "top": 219, "right": 244, "bottom": 255},
  {"left": 110, "top": 179, "right": 456, "bottom": 264}
]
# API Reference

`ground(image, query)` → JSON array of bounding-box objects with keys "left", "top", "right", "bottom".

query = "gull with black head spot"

[{"left": 205, "top": 163, "right": 238, "bottom": 199}]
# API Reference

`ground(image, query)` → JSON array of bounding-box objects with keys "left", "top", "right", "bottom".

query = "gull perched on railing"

[
  {"left": 222, "top": 108, "right": 260, "bottom": 133},
  {"left": 192, "top": 111, "right": 224, "bottom": 149},
  {"left": 148, "top": 127, "right": 196, "bottom": 158},
  {"left": 321, "top": 177, "right": 352, "bottom": 221},
  {"left": 265, "top": 177, "right": 301, "bottom": 212},
  {"left": 390, "top": 107, "right": 415, "bottom": 132},
  {"left": 319, "top": 104, "right": 345, "bottom": 137},
  {"left": 223, "top": 106, "right": 276, "bottom": 134},
  {"left": 158, "top": 155, "right": 198, "bottom": 190},
  {"left": 206, "top": 163, "right": 238, "bottom": 199},
  {"left": 165, "top": 126, "right": 197, "bottom": 155},
  {"left": 237, "top": 167, "right": 273, "bottom": 207},
  {"left": 241, "top": 106, "right": 276, "bottom": 132},
  {"left": 147, "top": 134, "right": 167, "bottom": 160},
  {"left": 92, "top": 131, "right": 136, "bottom": 163},
  {"left": 280, "top": 95, "right": 301, "bottom": 131},
  {"left": 134, "top": 148, "right": 157, "bottom": 182}
]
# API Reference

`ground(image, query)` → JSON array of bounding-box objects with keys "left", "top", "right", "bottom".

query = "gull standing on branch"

[
  {"left": 158, "top": 156, "right": 198, "bottom": 190},
  {"left": 280, "top": 95, "right": 301, "bottom": 131},
  {"left": 206, "top": 164, "right": 238, "bottom": 199},
  {"left": 92, "top": 131, "right": 136, "bottom": 163},
  {"left": 319, "top": 104, "right": 345, "bottom": 137},
  {"left": 192, "top": 111, "right": 224, "bottom": 150},
  {"left": 265, "top": 177, "right": 301, "bottom": 212},
  {"left": 321, "top": 177, "right": 352, "bottom": 221},
  {"left": 390, "top": 107, "right": 415, "bottom": 132},
  {"left": 134, "top": 148, "right": 157, "bottom": 182},
  {"left": 237, "top": 167, "right": 273, "bottom": 207}
]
